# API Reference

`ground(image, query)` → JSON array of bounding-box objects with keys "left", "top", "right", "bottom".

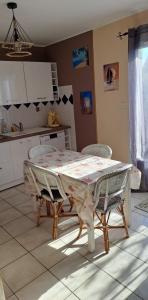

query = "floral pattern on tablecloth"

[{"left": 24, "top": 150, "right": 140, "bottom": 227}]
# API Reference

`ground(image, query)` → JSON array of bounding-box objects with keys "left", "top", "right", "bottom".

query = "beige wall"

[{"left": 93, "top": 10, "right": 148, "bottom": 162}]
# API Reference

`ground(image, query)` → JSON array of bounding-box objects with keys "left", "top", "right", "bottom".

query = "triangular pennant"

[
  {"left": 42, "top": 101, "right": 48, "bottom": 106},
  {"left": 24, "top": 103, "right": 31, "bottom": 108},
  {"left": 14, "top": 104, "right": 21, "bottom": 109},
  {"left": 33, "top": 102, "right": 40, "bottom": 107},
  {"left": 3, "top": 105, "right": 11, "bottom": 110}
]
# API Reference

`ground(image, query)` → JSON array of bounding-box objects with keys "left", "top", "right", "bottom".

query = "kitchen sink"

[{"left": 1, "top": 127, "right": 52, "bottom": 138}]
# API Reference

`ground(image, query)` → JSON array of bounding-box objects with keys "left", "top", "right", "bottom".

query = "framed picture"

[
  {"left": 72, "top": 47, "right": 89, "bottom": 69},
  {"left": 103, "top": 62, "right": 119, "bottom": 91},
  {"left": 80, "top": 91, "right": 92, "bottom": 114}
]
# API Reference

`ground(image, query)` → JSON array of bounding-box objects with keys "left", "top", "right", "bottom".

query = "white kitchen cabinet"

[
  {"left": 0, "top": 130, "right": 66, "bottom": 190},
  {"left": 23, "top": 62, "right": 54, "bottom": 102},
  {"left": 0, "top": 142, "right": 13, "bottom": 187},
  {"left": 0, "top": 61, "right": 27, "bottom": 105},
  {"left": 39, "top": 131, "right": 65, "bottom": 150},
  {"left": 10, "top": 135, "right": 40, "bottom": 181}
]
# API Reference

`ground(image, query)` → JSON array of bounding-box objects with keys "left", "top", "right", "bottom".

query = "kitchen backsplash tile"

[
  {"left": 0, "top": 102, "right": 51, "bottom": 131},
  {"left": 0, "top": 85, "right": 77, "bottom": 150}
]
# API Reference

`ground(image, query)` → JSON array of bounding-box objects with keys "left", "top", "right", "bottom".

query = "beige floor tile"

[
  {"left": 0, "top": 208, "right": 22, "bottom": 226},
  {"left": 26, "top": 212, "right": 36, "bottom": 223},
  {"left": 88, "top": 245, "right": 148, "bottom": 299},
  {"left": 131, "top": 211, "right": 148, "bottom": 232},
  {"left": 51, "top": 252, "right": 99, "bottom": 292},
  {"left": 0, "top": 199, "right": 12, "bottom": 213},
  {"left": 59, "top": 227, "right": 81, "bottom": 244},
  {"left": 131, "top": 196, "right": 144, "bottom": 211},
  {"left": 16, "top": 184, "right": 25, "bottom": 193},
  {"left": 16, "top": 227, "right": 51, "bottom": 251},
  {"left": 3, "top": 216, "right": 35, "bottom": 237},
  {"left": 31, "top": 238, "right": 76, "bottom": 269},
  {"left": 3, "top": 280, "right": 13, "bottom": 298},
  {"left": 0, "top": 227, "right": 12, "bottom": 245},
  {"left": 66, "top": 294, "right": 79, "bottom": 300},
  {"left": 0, "top": 188, "right": 20, "bottom": 200},
  {"left": 127, "top": 294, "right": 143, "bottom": 300},
  {"left": 0, "top": 239, "right": 26, "bottom": 269},
  {"left": 5, "top": 193, "right": 30, "bottom": 207},
  {"left": 117, "top": 232, "right": 148, "bottom": 263},
  {"left": 16, "top": 271, "right": 71, "bottom": 300},
  {"left": 16, "top": 201, "right": 34, "bottom": 215},
  {"left": 131, "top": 192, "right": 148, "bottom": 201},
  {"left": 1, "top": 253, "right": 45, "bottom": 293},
  {"left": 74, "top": 268, "right": 138, "bottom": 300},
  {"left": 7, "top": 295, "right": 18, "bottom": 300}
]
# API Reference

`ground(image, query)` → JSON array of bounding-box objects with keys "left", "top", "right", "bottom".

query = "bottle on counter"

[{"left": 1, "top": 119, "right": 8, "bottom": 133}]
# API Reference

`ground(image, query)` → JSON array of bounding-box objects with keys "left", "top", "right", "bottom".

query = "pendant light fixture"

[{"left": 2, "top": 2, "right": 33, "bottom": 57}]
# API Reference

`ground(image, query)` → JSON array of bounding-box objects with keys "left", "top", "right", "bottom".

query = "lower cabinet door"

[
  {"left": 0, "top": 142, "right": 13, "bottom": 187},
  {"left": 10, "top": 139, "right": 27, "bottom": 180},
  {"left": 10, "top": 136, "right": 40, "bottom": 181},
  {"left": 0, "top": 162, "right": 13, "bottom": 186}
]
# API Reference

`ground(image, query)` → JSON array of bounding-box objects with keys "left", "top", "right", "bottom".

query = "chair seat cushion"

[
  {"left": 41, "top": 188, "right": 61, "bottom": 201},
  {"left": 96, "top": 196, "right": 123, "bottom": 213}
]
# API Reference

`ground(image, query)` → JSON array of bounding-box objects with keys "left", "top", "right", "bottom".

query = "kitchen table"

[{"left": 24, "top": 150, "right": 137, "bottom": 252}]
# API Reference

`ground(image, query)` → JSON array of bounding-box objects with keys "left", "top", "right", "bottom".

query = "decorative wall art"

[
  {"left": 80, "top": 91, "right": 92, "bottom": 114},
  {"left": 72, "top": 47, "right": 89, "bottom": 69},
  {"left": 103, "top": 62, "right": 119, "bottom": 91}
]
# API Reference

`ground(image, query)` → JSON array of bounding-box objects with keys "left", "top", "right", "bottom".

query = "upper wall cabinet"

[
  {"left": 23, "top": 62, "right": 54, "bottom": 102},
  {"left": 0, "top": 61, "right": 27, "bottom": 105}
]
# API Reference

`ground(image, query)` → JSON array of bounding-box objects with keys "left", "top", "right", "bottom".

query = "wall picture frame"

[
  {"left": 72, "top": 47, "right": 89, "bottom": 69},
  {"left": 80, "top": 91, "right": 92, "bottom": 114},
  {"left": 103, "top": 62, "right": 119, "bottom": 91}
]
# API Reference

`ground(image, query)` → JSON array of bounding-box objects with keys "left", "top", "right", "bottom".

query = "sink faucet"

[{"left": 12, "top": 122, "right": 24, "bottom": 132}]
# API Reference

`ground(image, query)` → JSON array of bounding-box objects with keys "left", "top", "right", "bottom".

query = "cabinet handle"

[{"left": 0, "top": 167, "right": 2, "bottom": 170}]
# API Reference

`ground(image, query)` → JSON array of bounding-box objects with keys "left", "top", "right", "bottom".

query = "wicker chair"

[
  {"left": 81, "top": 144, "right": 112, "bottom": 159},
  {"left": 28, "top": 144, "right": 58, "bottom": 159},
  {"left": 25, "top": 161, "right": 77, "bottom": 239},
  {"left": 78, "top": 165, "right": 131, "bottom": 253}
]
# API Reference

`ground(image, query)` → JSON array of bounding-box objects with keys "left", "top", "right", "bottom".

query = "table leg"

[
  {"left": 124, "top": 174, "right": 131, "bottom": 227},
  {"left": 87, "top": 224, "right": 95, "bottom": 252}
]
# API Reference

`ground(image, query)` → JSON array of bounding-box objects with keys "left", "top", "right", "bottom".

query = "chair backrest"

[
  {"left": 25, "top": 160, "right": 68, "bottom": 202},
  {"left": 28, "top": 144, "right": 58, "bottom": 159},
  {"left": 81, "top": 144, "right": 112, "bottom": 159},
  {"left": 93, "top": 165, "right": 132, "bottom": 211}
]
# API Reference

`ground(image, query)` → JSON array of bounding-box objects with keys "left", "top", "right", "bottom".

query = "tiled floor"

[{"left": 0, "top": 186, "right": 148, "bottom": 299}]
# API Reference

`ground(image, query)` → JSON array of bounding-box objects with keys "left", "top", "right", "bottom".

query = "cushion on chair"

[
  {"left": 41, "top": 188, "right": 62, "bottom": 201},
  {"left": 96, "top": 196, "right": 123, "bottom": 213}
]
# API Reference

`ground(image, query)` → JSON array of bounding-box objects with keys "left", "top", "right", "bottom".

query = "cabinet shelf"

[{"left": 50, "top": 63, "right": 59, "bottom": 101}]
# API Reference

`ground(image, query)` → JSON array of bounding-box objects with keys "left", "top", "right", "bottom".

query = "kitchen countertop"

[{"left": 0, "top": 125, "right": 70, "bottom": 143}]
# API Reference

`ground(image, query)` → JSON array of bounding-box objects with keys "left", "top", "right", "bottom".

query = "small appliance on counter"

[{"left": 48, "top": 111, "right": 60, "bottom": 128}]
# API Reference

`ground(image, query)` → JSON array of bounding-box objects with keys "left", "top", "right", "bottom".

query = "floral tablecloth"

[{"left": 24, "top": 150, "right": 140, "bottom": 251}]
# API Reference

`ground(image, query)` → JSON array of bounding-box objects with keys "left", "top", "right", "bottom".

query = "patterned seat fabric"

[{"left": 96, "top": 196, "right": 123, "bottom": 213}]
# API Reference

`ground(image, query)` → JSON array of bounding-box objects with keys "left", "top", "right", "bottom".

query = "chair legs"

[
  {"left": 50, "top": 201, "right": 64, "bottom": 240},
  {"left": 36, "top": 196, "right": 43, "bottom": 226},
  {"left": 94, "top": 203, "right": 129, "bottom": 254},
  {"left": 101, "top": 213, "right": 109, "bottom": 254},
  {"left": 119, "top": 203, "right": 129, "bottom": 238}
]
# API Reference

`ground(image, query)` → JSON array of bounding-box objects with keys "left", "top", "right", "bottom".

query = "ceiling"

[{"left": 0, "top": 0, "right": 148, "bottom": 46}]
